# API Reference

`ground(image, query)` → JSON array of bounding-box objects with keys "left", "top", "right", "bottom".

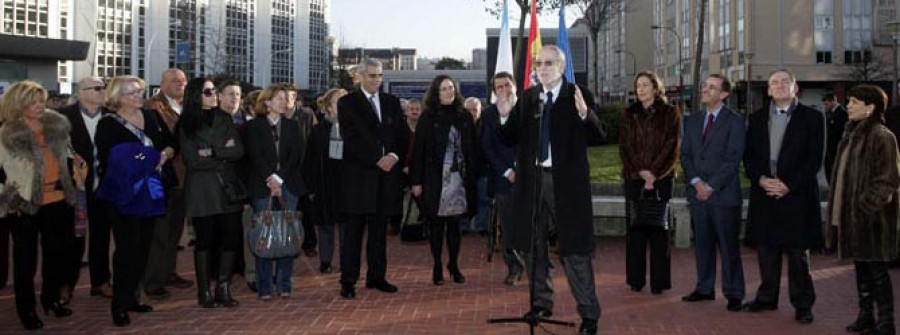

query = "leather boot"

[
  {"left": 215, "top": 251, "right": 240, "bottom": 307},
  {"left": 848, "top": 261, "right": 876, "bottom": 333},
  {"left": 869, "top": 262, "right": 895, "bottom": 335},
  {"left": 194, "top": 249, "right": 218, "bottom": 308}
]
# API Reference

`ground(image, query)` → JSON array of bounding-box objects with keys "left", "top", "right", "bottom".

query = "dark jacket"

[
  {"left": 744, "top": 102, "right": 824, "bottom": 248},
  {"left": 481, "top": 105, "right": 516, "bottom": 196},
  {"left": 681, "top": 105, "right": 745, "bottom": 207},
  {"left": 826, "top": 119, "right": 900, "bottom": 261},
  {"left": 145, "top": 93, "right": 185, "bottom": 188},
  {"left": 409, "top": 104, "right": 478, "bottom": 217},
  {"left": 619, "top": 99, "right": 681, "bottom": 183},
  {"left": 242, "top": 115, "right": 305, "bottom": 201},
  {"left": 95, "top": 109, "right": 176, "bottom": 181},
  {"left": 498, "top": 81, "right": 603, "bottom": 257},
  {"left": 336, "top": 89, "right": 407, "bottom": 216},
  {"left": 303, "top": 117, "right": 343, "bottom": 225},
  {"left": 58, "top": 103, "right": 105, "bottom": 191},
  {"left": 180, "top": 109, "right": 245, "bottom": 217}
]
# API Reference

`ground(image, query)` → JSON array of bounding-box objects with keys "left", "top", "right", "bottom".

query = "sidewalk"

[{"left": 0, "top": 235, "right": 892, "bottom": 334}]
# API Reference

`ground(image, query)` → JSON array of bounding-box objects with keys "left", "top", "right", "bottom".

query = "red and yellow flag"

[{"left": 523, "top": 0, "right": 542, "bottom": 89}]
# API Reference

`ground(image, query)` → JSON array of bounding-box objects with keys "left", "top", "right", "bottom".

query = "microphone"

[{"left": 535, "top": 91, "right": 546, "bottom": 119}]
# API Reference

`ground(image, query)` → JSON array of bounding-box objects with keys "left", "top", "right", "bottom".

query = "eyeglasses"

[
  {"left": 202, "top": 87, "right": 217, "bottom": 97},
  {"left": 123, "top": 89, "right": 145, "bottom": 97},
  {"left": 366, "top": 73, "right": 383, "bottom": 78},
  {"left": 81, "top": 85, "right": 106, "bottom": 92},
  {"left": 533, "top": 60, "right": 558, "bottom": 67}
]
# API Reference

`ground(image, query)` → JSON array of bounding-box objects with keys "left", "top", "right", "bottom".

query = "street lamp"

[
  {"left": 886, "top": 20, "right": 900, "bottom": 107},
  {"left": 652, "top": 25, "right": 685, "bottom": 112}
]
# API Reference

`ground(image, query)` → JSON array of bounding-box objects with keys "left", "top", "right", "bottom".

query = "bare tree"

[
  {"left": 203, "top": 25, "right": 230, "bottom": 79},
  {"left": 845, "top": 50, "right": 889, "bottom": 83},
  {"left": 481, "top": 0, "right": 553, "bottom": 75},
  {"left": 690, "top": 0, "right": 708, "bottom": 113}
]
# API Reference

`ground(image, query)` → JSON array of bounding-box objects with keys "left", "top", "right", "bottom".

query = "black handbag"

[
  {"left": 217, "top": 172, "right": 248, "bottom": 203},
  {"left": 627, "top": 188, "right": 671, "bottom": 230},
  {"left": 400, "top": 192, "right": 429, "bottom": 243}
]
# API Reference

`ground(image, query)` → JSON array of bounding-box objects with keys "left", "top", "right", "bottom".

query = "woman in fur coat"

[
  {"left": 827, "top": 84, "right": 899, "bottom": 335},
  {"left": 0, "top": 81, "right": 77, "bottom": 330}
]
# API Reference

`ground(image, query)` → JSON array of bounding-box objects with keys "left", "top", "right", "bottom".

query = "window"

[{"left": 815, "top": 0, "right": 834, "bottom": 64}]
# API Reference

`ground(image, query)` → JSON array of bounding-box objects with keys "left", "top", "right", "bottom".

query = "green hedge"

[{"left": 597, "top": 102, "right": 625, "bottom": 144}]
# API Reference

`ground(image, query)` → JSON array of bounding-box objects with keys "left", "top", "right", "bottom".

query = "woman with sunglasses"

[
  {"left": 177, "top": 78, "right": 245, "bottom": 308},
  {"left": 94, "top": 76, "right": 176, "bottom": 326},
  {"left": 242, "top": 84, "right": 305, "bottom": 300}
]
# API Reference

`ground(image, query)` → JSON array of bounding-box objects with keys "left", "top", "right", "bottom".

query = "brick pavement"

[{"left": 0, "top": 235, "right": 896, "bottom": 334}]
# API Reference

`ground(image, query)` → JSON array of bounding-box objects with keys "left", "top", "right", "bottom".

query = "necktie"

[
  {"left": 539, "top": 91, "right": 554, "bottom": 162},
  {"left": 369, "top": 95, "right": 381, "bottom": 122},
  {"left": 702, "top": 112, "right": 714, "bottom": 143}
]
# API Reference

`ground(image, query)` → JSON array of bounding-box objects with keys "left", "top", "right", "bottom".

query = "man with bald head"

[
  {"left": 58, "top": 76, "right": 112, "bottom": 299},
  {"left": 143, "top": 68, "right": 193, "bottom": 299}
]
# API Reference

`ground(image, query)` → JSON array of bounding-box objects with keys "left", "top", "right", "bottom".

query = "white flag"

[{"left": 493, "top": 0, "right": 514, "bottom": 103}]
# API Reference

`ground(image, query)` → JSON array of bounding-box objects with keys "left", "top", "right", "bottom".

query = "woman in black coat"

[
  {"left": 94, "top": 76, "right": 176, "bottom": 326},
  {"left": 304, "top": 88, "right": 348, "bottom": 274},
  {"left": 177, "top": 78, "right": 245, "bottom": 308},
  {"left": 410, "top": 75, "right": 478, "bottom": 286}
]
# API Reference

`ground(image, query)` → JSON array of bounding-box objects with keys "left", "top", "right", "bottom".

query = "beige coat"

[{"left": 0, "top": 110, "right": 76, "bottom": 215}]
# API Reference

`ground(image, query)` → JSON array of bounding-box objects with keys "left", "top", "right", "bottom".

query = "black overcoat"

[
  {"left": 744, "top": 102, "right": 824, "bottom": 248},
  {"left": 242, "top": 116, "right": 306, "bottom": 201},
  {"left": 408, "top": 104, "right": 478, "bottom": 217},
  {"left": 498, "top": 82, "right": 604, "bottom": 257},
  {"left": 336, "top": 89, "right": 407, "bottom": 216}
]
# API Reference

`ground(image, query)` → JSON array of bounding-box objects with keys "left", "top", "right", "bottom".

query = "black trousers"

[
  {"left": 110, "top": 205, "right": 156, "bottom": 312},
  {"left": 496, "top": 191, "right": 524, "bottom": 276},
  {"left": 144, "top": 188, "right": 185, "bottom": 292},
  {"left": 0, "top": 215, "right": 10, "bottom": 288},
  {"left": 298, "top": 198, "right": 317, "bottom": 251},
  {"left": 63, "top": 235, "right": 86, "bottom": 292},
  {"left": 86, "top": 193, "right": 112, "bottom": 287},
  {"left": 753, "top": 245, "right": 816, "bottom": 310},
  {"left": 525, "top": 170, "right": 601, "bottom": 320},
  {"left": 427, "top": 215, "right": 462, "bottom": 272},
  {"left": 625, "top": 224, "right": 671, "bottom": 291},
  {"left": 10, "top": 201, "right": 74, "bottom": 315},
  {"left": 340, "top": 212, "right": 388, "bottom": 286},
  {"left": 192, "top": 211, "right": 243, "bottom": 253}
]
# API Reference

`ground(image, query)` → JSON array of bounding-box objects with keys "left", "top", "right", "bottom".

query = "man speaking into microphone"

[{"left": 498, "top": 45, "right": 604, "bottom": 335}]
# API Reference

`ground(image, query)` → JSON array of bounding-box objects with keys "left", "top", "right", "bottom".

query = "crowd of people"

[{"left": 0, "top": 43, "right": 896, "bottom": 335}]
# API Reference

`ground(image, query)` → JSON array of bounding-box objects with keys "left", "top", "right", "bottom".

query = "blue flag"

[{"left": 557, "top": 4, "right": 575, "bottom": 83}]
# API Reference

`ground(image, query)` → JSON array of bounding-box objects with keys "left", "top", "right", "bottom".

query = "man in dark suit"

[
  {"left": 58, "top": 76, "right": 113, "bottom": 299},
  {"left": 680, "top": 74, "right": 746, "bottom": 311},
  {"left": 336, "top": 59, "right": 406, "bottom": 299},
  {"left": 498, "top": 45, "right": 604, "bottom": 335},
  {"left": 742, "top": 69, "right": 823, "bottom": 324},
  {"left": 482, "top": 71, "right": 524, "bottom": 286},
  {"left": 822, "top": 93, "right": 848, "bottom": 182}
]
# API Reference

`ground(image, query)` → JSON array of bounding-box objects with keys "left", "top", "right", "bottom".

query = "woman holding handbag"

[
  {"left": 410, "top": 75, "right": 478, "bottom": 286},
  {"left": 242, "top": 84, "right": 305, "bottom": 300},
  {"left": 0, "top": 81, "right": 78, "bottom": 330},
  {"left": 619, "top": 71, "right": 681, "bottom": 295},
  {"left": 177, "top": 77, "right": 245, "bottom": 308},
  {"left": 304, "top": 88, "right": 348, "bottom": 274}
]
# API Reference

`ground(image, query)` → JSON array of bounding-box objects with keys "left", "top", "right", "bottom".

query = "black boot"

[
  {"left": 215, "top": 251, "right": 240, "bottom": 307},
  {"left": 194, "top": 249, "right": 218, "bottom": 308},
  {"left": 849, "top": 261, "right": 876, "bottom": 333},
  {"left": 869, "top": 262, "right": 895, "bottom": 335}
]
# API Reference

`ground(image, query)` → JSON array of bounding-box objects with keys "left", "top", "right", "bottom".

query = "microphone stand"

[{"left": 487, "top": 90, "right": 576, "bottom": 334}]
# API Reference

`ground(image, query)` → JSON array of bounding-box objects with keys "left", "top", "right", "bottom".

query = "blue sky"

[{"left": 331, "top": 0, "right": 580, "bottom": 61}]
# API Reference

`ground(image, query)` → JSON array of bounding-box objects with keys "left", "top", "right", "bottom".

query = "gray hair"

[
  {"left": 357, "top": 58, "right": 382, "bottom": 73},
  {"left": 76, "top": 76, "right": 104, "bottom": 90},
  {"left": 464, "top": 97, "right": 481, "bottom": 108},
  {"left": 541, "top": 45, "right": 566, "bottom": 66}
]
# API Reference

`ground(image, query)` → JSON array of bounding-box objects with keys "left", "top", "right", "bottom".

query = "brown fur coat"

[
  {"left": 619, "top": 99, "right": 681, "bottom": 180},
  {"left": 827, "top": 119, "right": 900, "bottom": 261}
]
